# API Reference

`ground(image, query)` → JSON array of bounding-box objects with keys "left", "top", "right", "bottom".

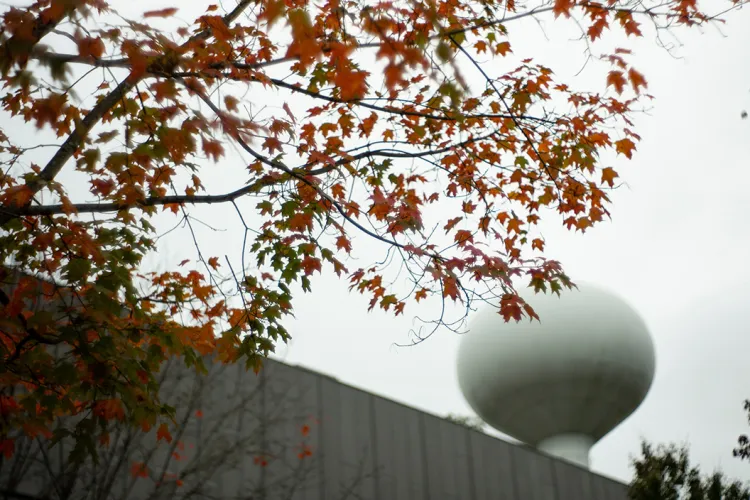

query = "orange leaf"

[
  {"left": 224, "top": 95, "right": 239, "bottom": 112},
  {"left": 601, "top": 167, "right": 619, "bottom": 186},
  {"left": 208, "top": 257, "right": 220, "bottom": 270},
  {"left": 336, "top": 235, "right": 352, "bottom": 253},
  {"left": 202, "top": 138, "right": 224, "bottom": 161},
  {"left": 496, "top": 41, "right": 512, "bottom": 56},
  {"left": 335, "top": 69, "right": 368, "bottom": 101},
  {"left": 78, "top": 37, "right": 105, "bottom": 58},
  {"left": 157, "top": 423, "right": 173, "bottom": 443},
  {"left": 614, "top": 139, "right": 636, "bottom": 159}
]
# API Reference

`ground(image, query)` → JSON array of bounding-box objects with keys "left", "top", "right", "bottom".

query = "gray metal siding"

[{"left": 1, "top": 356, "right": 630, "bottom": 500}]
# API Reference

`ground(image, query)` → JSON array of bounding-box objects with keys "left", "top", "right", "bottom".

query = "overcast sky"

[
  {"left": 271, "top": 6, "right": 750, "bottom": 483},
  {"left": 5, "top": 0, "right": 750, "bottom": 485}
]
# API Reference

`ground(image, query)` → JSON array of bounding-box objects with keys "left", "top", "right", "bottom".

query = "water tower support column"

[{"left": 537, "top": 433, "right": 594, "bottom": 468}]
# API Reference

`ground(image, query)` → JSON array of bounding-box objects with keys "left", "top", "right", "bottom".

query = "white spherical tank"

[{"left": 456, "top": 282, "right": 655, "bottom": 468}]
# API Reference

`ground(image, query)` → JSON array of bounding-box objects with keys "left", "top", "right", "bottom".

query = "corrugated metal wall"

[
  {"left": 257, "top": 360, "right": 629, "bottom": 500},
  {"left": 2, "top": 353, "right": 629, "bottom": 500}
]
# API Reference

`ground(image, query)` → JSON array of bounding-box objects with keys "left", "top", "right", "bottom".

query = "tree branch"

[
  {"left": 0, "top": 1, "right": 79, "bottom": 75},
  {"left": 0, "top": 0, "right": 256, "bottom": 228},
  {"left": 4, "top": 130, "right": 498, "bottom": 217},
  {"left": 179, "top": 77, "right": 447, "bottom": 262}
]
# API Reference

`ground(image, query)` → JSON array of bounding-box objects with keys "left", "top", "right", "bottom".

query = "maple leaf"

[
  {"left": 78, "top": 37, "right": 105, "bottom": 59},
  {"left": 224, "top": 95, "right": 239, "bottom": 112},
  {"left": 606, "top": 71, "right": 627, "bottom": 94},
  {"left": 0, "top": 0, "right": 736, "bottom": 465},
  {"left": 444, "top": 217, "right": 462, "bottom": 233},
  {"left": 262, "top": 137, "right": 283, "bottom": 154},
  {"left": 335, "top": 69, "right": 369, "bottom": 101},
  {"left": 615, "top": 11, "right": 643, "bottom": 37},
  {"left": 331, "top": 183, "right": 346, "bottom": 200},
  {"left": 301, "top": 256, "right": 322, "bottom": 275},
  {"left": 202, "top": 138, "right": 224, "bottom": 161},
  {"left": 157, "top": 423, "right": 173, "bottom": 443},
  {"left": 454, "top": 230, "right": 473, "bottom": 246},
  {"left": 443, "top": 276, "right": 461, "bottom": 301},
  {"left": 588, "top": 18, "right": 608, "bottom": 41},
  {"left": 601, "top": 167, "right": 619, "bottom": 186},
  {"left": 628, "top": 68, "right": 648, "bottom": 93},
  {"left": 496, "top": 42, "right": 512, "bottom": 56},
  {"left": 259, "top": 0, "right": 285, "bottom": 25},
  {"left": 500, "top": 294, "right": 523, "bottom": 322},
  {"left": 553, "top": 0, "right": 575, "bottom": 18},
  {"left": 614, "top": 139, "right": 636, "bottom": 159},
  {"left": 335, "top": 235, "right": 352, "bottom": 253}
]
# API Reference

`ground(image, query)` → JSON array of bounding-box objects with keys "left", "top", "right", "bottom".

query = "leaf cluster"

[{"left": 629, "top": 441, "right": 750, "bottom": 500}]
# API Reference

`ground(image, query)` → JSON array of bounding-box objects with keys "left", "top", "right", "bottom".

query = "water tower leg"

[{"left": 536, "top": 433, "right": 594, "bottom": 469}]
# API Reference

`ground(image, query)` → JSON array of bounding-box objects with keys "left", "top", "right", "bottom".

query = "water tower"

[{"left": 456, "top": 282, "right": 655, "bottom": 468}]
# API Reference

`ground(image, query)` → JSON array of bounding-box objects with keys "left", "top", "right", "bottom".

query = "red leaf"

[
  {"left": 143, "top": 8, "right": 178, "bottom": 18},
  {"left": 157, "top": 423, "right": 173, "bottom": 443},
  {"left": 130, "top": 461, "right": 149, "bottom": 478},
  {"left": 202, "top": 138, "right": 224, "bottom": 161},
  {"left": 262, "top": 137, "right": 283, "bottom": 154},
  {"left": 454, "top": 230, "right": 473, "bottom": 246},
  {"left": 606, "top": 71, "right": 626, "bottom": 94},
  {"left": 553, "top": 0, "right": 575, "bottom": 18},
  {"left": 628, "top": 68, "right": 648, "bottom": 93},
  {"left": 301, "top": 256, "right": 322, "bottom": 276},
  {"left": 443, "top": 276, "right": 460, "bottom": 301},
  {"left": 0, "top": 439, "right": 14, "bottom": 459},
  {"left": 283, "top": 102, "right": 296, "bottom": 123}
]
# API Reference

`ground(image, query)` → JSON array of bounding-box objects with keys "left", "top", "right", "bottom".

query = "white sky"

[
  {"left": 3, "top": 0, "right": 750, "bottom": 485},
  {"left": 273, "top": 6, "right": 750, "bottom": 483}
]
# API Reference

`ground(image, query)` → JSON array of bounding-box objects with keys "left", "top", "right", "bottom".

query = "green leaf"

[{"left": 66, "top": 258, "right": 91, "bottom": 283}]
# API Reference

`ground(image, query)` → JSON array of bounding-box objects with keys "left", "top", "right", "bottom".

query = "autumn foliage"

[{"left": 0, "top": 0, "right": 745, "bottom": 462}]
